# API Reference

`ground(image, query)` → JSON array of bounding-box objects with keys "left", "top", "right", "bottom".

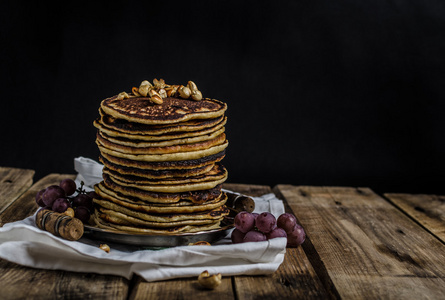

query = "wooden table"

[{"left": 1, "top": 166, "right": 444, "bottom": 299}]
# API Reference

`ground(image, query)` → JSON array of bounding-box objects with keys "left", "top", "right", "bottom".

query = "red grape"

[
  {"left": 266, "top": 227, "right": 287, "bottom": 240},
  {"left": 231, "top": 210, "right": 305, "bottom": 247},
  {"left": 42, "top": 185, "right": 65, "bottom": 207},
  {"left": 234, "top": 211, "right": 255, "bottom": 233},
  {"left": 75, "top": 206, "right": 90, "bottom": 224},
  {"left": 60, "top": 179, "right": 77, "bottom": 196},
  {"left": 255, "top": 212, "right": 277, "bottom": 233},
  {"left": 35, "top": 188, "right": 46, "bottom": 207},
  {"left": 287, "top": 224, "right": 306, "bottom": 247},
  {"left": 52, "top": 198, "right": 71, "bottom": 213},
  {"left": 243, "top": 230, "right": 266, "bottom": 243},
  {"left": 87, "top": 191, "right": 98, "bottom": 200},
  {"left": 72, "top": 194, "right": 93, "bottom": 211},
  {"left": 231, "top": 228, "right": 246, "bottom": 244},
  {"left": 277, "top": 213, "right": 297, "bottom": 234}
]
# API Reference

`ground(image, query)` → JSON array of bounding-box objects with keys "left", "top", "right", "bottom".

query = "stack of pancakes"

[{"left": 92, "top": 93, "right": 230, "bottom": 234}]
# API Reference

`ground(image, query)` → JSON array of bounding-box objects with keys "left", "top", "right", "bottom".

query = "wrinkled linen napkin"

[{"left": 0, "top": 157, "right": 286, "bottom": 282}]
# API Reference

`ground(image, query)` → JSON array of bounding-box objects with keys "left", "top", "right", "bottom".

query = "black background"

[{"left": 1, "top": 1, "right": 444, "bottom": 195}]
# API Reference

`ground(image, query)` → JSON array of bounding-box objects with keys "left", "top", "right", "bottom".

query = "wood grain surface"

[
  {"left": 128, "top": 183, "right": 327, "bottom": 300},
  {"left": 276, "top": 185, "right": 445, "bottom": 299},
  {"left": 0, "top": 173, "right": 130, "bottom": 300},
  {"left": 0, "top": 166, "right": 34, "bottom": 215},
  {"left": 2, "top": 167, "right": 445, "bottom": 299},
  {"left": 385, "top": 193, "right": 445, "bottom": 243},
  {"left": 0, "top": 174, "right": 75, "bottom": 226}
]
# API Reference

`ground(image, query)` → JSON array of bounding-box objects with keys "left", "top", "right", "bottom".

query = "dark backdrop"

[{"left": 1, "top": 0, "right": 444, "bottom": 195}]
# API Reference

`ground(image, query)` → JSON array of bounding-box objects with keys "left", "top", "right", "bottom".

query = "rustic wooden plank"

[
  {"left": 384, "top": 193, "right": 445, "bottom": 243},
  {"left": 233, "top": 246, "right": 329, "bottom": 300},
  {"left": 0, "top": 173, "right": 129, "bottom": 300},
  {"left": 129, "top": 183, "right": 327, "bottom": 300},
  {"left": 0, "top": 167, "right": 35, "bottom": 215},
  {"left": 128, "top": 183, "right": 264, "bottom": 300},
  {"left": 232, "top": 184, "right": 328, "bottom": 300},
  {"left": 128, "top": 276, "right": 235, "bottom": 300},
  {"left": 0, "top": 260, "right": 129, "bottom": 300},
  {"left": 0, "top": 173, "right": 75, "bottom": 226},
  {"left": 275, "top": 185, "right": 445, "bottom": 299}
]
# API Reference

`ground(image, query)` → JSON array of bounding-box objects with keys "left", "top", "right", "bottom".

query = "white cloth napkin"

[
  {"left": 74, "top": 156, "right": 103, "bottom": 191},
  {"left": 0, "top": 158, "right": 287, "bottom": 282}
]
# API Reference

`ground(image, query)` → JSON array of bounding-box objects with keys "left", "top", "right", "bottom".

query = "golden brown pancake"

[
  {"left": 99, "top": 178, "right": 223, "bottom": 204},
  {"left": 92, "top": 84, "right": 230, "bottom": 235},
  {"left": 93, "top": 117, "right": 227, "bottom": 141},
  {"left": 96, "top": 131, "right": 226, "bottom": 155},
  {"left": 98, "top": 155, "right": 214, "bottom": 179},
  {"left": 94, "top": 186, "right": 228, "bottom": 214},
  {"left": 92, "top": 212, "right": 222, "bottom": 234},
  {"left": 103, "top": 163, "right": 227, "bottom": 185},
  {"left": 100, "top": 96, "right": 227, "bottom": 125},
  {"left": 97, "top": 140, "right": 229, "bottom": 163},
  {"left": 97, "top": 127, "right": 225, "bottom": 148},
  {"left": 93, "top": 206, "right": 225, "bottom": 228},
  {"left": 99, "top": 150, "right": 226, "bottom": 171},
  {"left": 100, "top": 108, "right": 224, "bottom": 135},
  {"left": 105, "top": 166, "right": 228, "bottom": 193}
]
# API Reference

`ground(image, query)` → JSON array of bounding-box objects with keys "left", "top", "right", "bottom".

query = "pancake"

[
  {"left": 93, "top": 207, "right": 228, "bottom": 228},
  {"left": 91, "top": 80, "right": 230, "bottom": 235},
  {"left": 96, "top": 131, "right": 226, "bottom": 155},
  {"left": 94, "top": 201, "right": 229, "bottom": 224},
  {"left": 105, "top": 167, "right": 228, "bottom": 193},
  {"left": 103, "top": 163, "right": 227, "bottom": 186},
  {"left": 93, "top": 212, "right": 222, "bottom": 234},
  {"left": 98, "top": 155, "right": 214, "bottom": 179},
  {"left": 101, "top": 96, "right": 227, "bottom": 125},
  {"left": 100, "top": 108, "right": 224, "bottom": 135},
  {"left": 100, "top": 178, "right": 223, "bottom": 204},
  {"left": 97, "top": 141, "right": 229, "bottom": 162},
  {"left": 99, "top": 150, "right": 226, "bottom": 171},
  {"left": 97, "top": 127, "right": 225, "bottom": 148},
  {"left": 93, "top": 117, "right": 227, "bottom": 141},
  {"left": 94, "top": 185, "right": 228, "bottom": 213}
]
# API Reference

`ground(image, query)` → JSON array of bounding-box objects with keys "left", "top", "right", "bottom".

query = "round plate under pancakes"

[
  {"left": 83, "top": 190, "right": 240, "bottom": 247},
  {"left": 83, "top": 220, "right": 233, "bottom": 246},
  {"left": 83, "top": 192, "right": 238, "bottom": 247},
  {"left": 101, "top": 96, "right": 227, "bottom": 125}
]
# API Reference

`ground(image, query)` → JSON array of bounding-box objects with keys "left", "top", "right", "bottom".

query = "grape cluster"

[
  {"left": 231, "top": 211, "right": 306, "bottom": 247},
  {"left": 35, "top": 179, "right": 96, "bottom": 224}
]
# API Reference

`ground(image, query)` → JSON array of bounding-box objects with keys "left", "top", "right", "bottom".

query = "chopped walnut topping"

[{"left": 117, "top": 79, "right": 203, "bottom": 104}]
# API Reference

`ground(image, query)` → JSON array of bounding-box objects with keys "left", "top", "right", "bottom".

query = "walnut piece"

[
  {"left": 99, "top": 244, "right": 110, "bottom": 253},
  {"left": 198, "top": 270, "right": 222, "bottom": 289}
]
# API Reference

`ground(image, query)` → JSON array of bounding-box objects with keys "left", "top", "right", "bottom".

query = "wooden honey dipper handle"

[{"left": 35, "top": 209, "right": 84, "bottom": 241}]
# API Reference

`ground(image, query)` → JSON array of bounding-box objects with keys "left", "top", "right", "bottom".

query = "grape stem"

[{"left": 76, "top": 181, "right": 87, "bottom": 194}]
